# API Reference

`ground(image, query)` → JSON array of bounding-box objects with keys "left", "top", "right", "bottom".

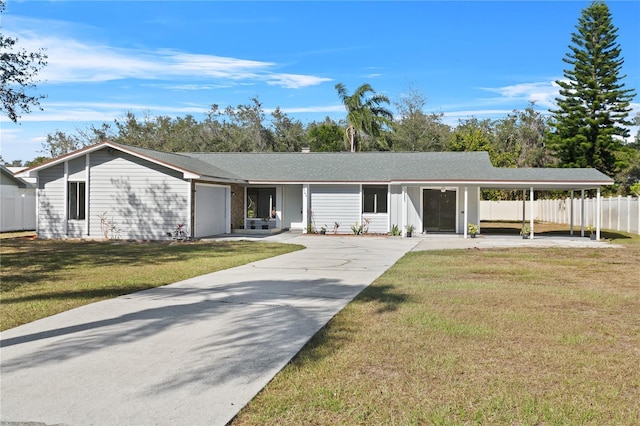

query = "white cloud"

[
  {"left": 480, "top": 81, "right": 560, "bottom": 109},
  {"left": 265, "top": 74, "right": 332, "bottom": 89},
  {"left": 5, "top": 24, "right": 329, "bottom": 89}
]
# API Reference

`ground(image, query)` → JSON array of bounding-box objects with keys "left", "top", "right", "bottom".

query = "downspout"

[
  {"left": 85, "top": 153, "right": 90, "bottom": 236},
  {"left": 64, "top": 161, "right": 69, "bottom": 237},
  {"left": 189, "top": 180, "right": 195, "bottom": 239}
]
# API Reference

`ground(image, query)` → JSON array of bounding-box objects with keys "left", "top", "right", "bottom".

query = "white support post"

[
  {"left": 402, "top": 186, "right": 407, "bottom": 237},
  {"left": 529, "top": 187, "right": 535, "bottom": 239},
  {"left": 580, "top": 190, "right": 585, "bottom": 237},
  {"left": 464, "top": 186, "right": 468, "bottom": 238},
  {"left": 570, "top": 190, "right": 574, "bottom": 236},
  {"left": 596, "top": 188, "right": 601, "bottom": 240},
  {"left": 302, "top": 184, "right": 309, "bottom": 233}
]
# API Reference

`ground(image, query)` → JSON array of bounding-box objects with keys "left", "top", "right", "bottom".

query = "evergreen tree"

[{"left": 547, "top": 0, "right": 635, "bottom": 177}]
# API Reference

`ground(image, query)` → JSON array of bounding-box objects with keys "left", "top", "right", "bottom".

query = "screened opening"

[
  {"left": 247, "top": 188, "right": 276, "bottom": 219},
  {"left": 68, "top": 181, "right": 86, "bottom": 220},
  {"left": 363, "top": 185, "right": 388, "bottom": 213}
]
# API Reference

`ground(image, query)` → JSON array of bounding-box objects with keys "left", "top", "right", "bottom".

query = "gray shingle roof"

[
  {"left": 117, "top": 144, "right": 242, "bottom": 181},
  {"left": 18, "top": 141, "right": 614, "bottom": 188},
  {"left": 185, "top": 151, "right": 613, "bottom": 187},
  {"left": 186, "top": 151, "right": 497, "bottom": 182}
]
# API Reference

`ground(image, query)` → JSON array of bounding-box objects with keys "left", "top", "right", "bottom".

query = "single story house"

[{"left": 16, "top": 141, "right": 613, "bottom": 240}]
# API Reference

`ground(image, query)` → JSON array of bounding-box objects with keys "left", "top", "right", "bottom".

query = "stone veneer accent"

[{"left": 230, "top": 183, "right": 245, "bottom": 229}]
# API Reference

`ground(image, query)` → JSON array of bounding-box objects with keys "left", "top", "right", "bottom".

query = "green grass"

[
  {"left": 233, "top": 229, "right": 640, "bottom": 425},
  {"left": 0, "top": 237, "right": 302, "bottom": 331}
]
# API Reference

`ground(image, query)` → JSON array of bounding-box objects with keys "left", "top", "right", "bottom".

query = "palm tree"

[{"left": 335, "top": 83, "right": 393, "bottom": 152}]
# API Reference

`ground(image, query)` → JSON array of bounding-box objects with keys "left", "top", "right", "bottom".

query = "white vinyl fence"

[
  {"left": 1, "top": 188, "right": 36, "bottom": 232},
  {"left": 481, "top": 196, "right": 640, "bottom": 235}
]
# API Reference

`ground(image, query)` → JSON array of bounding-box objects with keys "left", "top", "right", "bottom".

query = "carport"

[{"left": 463, "top": 168, "right": 614, "bottom": 240}]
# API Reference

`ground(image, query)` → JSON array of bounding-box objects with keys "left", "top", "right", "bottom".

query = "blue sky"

[{"left": 2, "top": 0, "right": 639, "bottom": 163}]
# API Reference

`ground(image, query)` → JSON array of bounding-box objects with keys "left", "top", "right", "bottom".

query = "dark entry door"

[{"left": 423, "top": 189, "right": 456, "bottom": 232}]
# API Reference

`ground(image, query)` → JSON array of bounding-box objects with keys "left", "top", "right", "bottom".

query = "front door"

[{"left": 423, "top": 189, "right": 456, "bottom": 232}]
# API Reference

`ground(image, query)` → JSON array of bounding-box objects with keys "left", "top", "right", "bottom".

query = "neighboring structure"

[
  {"left": 16, "top": 141, "right": 614, "bottom": 240},
  {"left": 1, "top": 164, "right": 36, "bottom": 232}
]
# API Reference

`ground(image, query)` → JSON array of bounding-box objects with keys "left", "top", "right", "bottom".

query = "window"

[
  {"left": 363, "top": 185, "right": 388, "bottom": 213},
  {"left": 68, "top": 182, "right": 86, "bottom": 220},
  {"left": 247, "top": 187, "right": 276, "bottom": 219}
]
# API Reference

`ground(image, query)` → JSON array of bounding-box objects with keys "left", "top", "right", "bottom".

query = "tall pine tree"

[{"left": 547, "top": 1, "right": 635, "bottom": 177}]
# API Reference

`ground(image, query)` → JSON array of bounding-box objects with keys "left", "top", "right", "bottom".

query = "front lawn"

[
  {"left": 0, "top": 238, "right": 302, "bottom": 331},
  {"left": 233, "top": 231, "right": 640, "bottom": 425}
]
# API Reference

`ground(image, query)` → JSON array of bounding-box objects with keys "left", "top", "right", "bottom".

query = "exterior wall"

[
  {"left": 283, "top": 185, "right": 303, "bottom": 230},
  {"left": 389, "top": 185, "right": 403, "bottom": 231},
  {"left": 310, "top": 184, "right": 360, "bottom": 234},
  {"left": 406, "top": 186, "right": 421, "bottom": 234},
  {"left": 458, "top": 186, "right": 480, "bottom": 233},
  {"left": 364, "top": 214, "right": 388, "bottom": 234},
  {"left": 89, "top": 149, "right": 190, "bottom": 240},
  {"left": 37, "top": 163, "right": 66, "bottom": 238}
]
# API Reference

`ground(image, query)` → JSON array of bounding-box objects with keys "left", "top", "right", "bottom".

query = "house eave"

[{"left": 15, "top": 142, "right": 216, "bottom": 181}]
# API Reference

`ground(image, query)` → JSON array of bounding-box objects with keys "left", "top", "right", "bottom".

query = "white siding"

[
  {"left": 406, "top": 186, "right": 421, "bottom": 234},
  {"left": 89, "top": 149, "right": 189, "bottom": 240},
  {"left": 459, "top": 186, "right": 480, "bottom": 233},
  {"left": 363, "top": 213, "right": 388, "bottom": 234},
  {"left": 37, "top": 164, "right": 66, "bottom": 238},
  {"left": 389, "top": 185, "right": 403, "bottom": 230},
  {"left": 68, "top": 157, "right": 86, "bottom": 181},
  {"left": 310, "top": 185, "right": 360, "bottom": 234}
]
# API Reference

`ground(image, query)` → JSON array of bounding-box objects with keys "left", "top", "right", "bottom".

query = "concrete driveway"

[{"left": 0, "top": 235, "right": 419, "bottom": 426}]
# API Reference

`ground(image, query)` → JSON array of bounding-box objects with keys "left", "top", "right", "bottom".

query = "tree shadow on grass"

[
  {"left": 0, "top": 239, "right": 285, "bottom": 292},
  {"left": 354, "top": 283, "right": 411, "bottom": 313}
]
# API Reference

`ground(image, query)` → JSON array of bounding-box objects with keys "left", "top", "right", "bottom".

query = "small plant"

[
  {"left": 306, "top": 223, "right": 316, "bottom": 234},
  {"left": 390, "top": 224, "right": 401, "bottom": 236},
  {"left": 520, "top": 223, "right": 531, "bottom": 238},
  {"left": 468, "top": 223, "right": 479, "bottom": 236},
  {"left": 405, "top": 224, "right": 415, "bottom": 237},
  {"left": 351, "top": 222, "right": 363, "bottom": 235},
  {"left": 332, "top": 222, "right": 340, "bottom": 234},
  {"left": 362, "top": 217, "right": 372, "bottom": 234},
  {"left": 320, "top": 226, "right": 327, "bottom": 234},
  {"left": 98, "top": 212, "right": 121, "bottom": 240}
]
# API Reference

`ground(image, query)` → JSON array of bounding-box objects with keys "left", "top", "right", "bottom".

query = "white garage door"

[{"left": 195, "top": 184, "right": 228, "bottom": 237}]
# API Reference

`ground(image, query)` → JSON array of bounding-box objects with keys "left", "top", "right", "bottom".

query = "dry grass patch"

[
  {"left": 233, "top": 232, "right": 640, "bottom": 425},
  {"left": 0, "top": 238, "right": 302, "bottom": 331}
]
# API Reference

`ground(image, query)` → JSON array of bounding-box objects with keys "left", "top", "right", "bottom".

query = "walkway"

[{"left": 0, "top": 235, "right": 419, "bottom": 426}]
